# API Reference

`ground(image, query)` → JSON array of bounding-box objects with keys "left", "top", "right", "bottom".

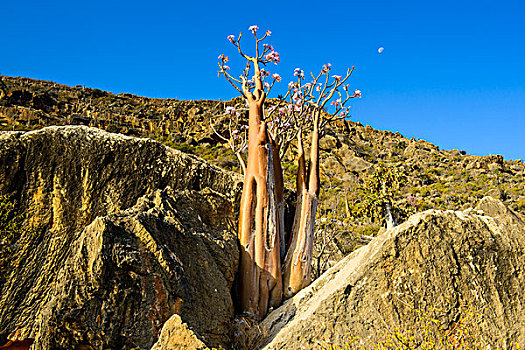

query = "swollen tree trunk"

[
  {"left": 283, "top": 112, "right": 320, "bottom": 298},
  {"left": 385, "top": 203, "right": 395, "bottom": 229},
  {"left": 382, "top": 182, "right": 395, "bottom": 229},
  {"left": 271, "top": 138, "right": 286, "bottom": 263},
  {"left": 237, "top": 78, "right": 283, "bottom": 320}
]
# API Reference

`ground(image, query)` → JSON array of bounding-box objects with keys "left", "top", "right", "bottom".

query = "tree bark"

[
  {"left": 283, "top": 112, "right": 320, "bottom": 298},
  {"left": 237, "top": 89, "right": 283, "bottom": 319}
]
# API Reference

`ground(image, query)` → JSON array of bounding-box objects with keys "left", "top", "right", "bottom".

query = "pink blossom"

[
  {"left": 266, "top": 30, "right": 272, "bottom": 36},
  {"left": 225, "top": 106, "right": 240, "bottom": 117},
  {"left": 354, "top": 89, "right": 362, "bottom": 98},
  {"left": 264, "top": 81, "right": 270, "bottom": 89},
  {"left": 223, "top": 65, "right": 230, "bottom": 70},
  {"left": 288, "top": 81, "right": 295, "bottom": 89},
  {"left": 294, "top": 68, "right": 304, "bottom": 78},
  {"left": 332, "top": 75, "right": 342, "bottom": 81},
  {"left": 265, "top": 51, "right": 280, "bottom": 64},
  {"left": 263, "top": 44, "right": 275, "bottom": 51},
  {"left": 249, "top": 25, "right": 259, "bottom": 34},
  {"left": 343, "top": 84, "right": 349, "bottom": 91},
  {"left": 227, "top": 35, "right": 235, "bottom": 43},
  {"left": 330, "top": 98, "right": 341, "bottom": 107},
  {"left": 272, "top": 73, "right": 281, "bottom": 82}
]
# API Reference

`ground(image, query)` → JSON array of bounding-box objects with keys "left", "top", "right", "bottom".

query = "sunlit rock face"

[
  {"left": 0, "top": 126, "right": 241, "bottom": 349},
  {"left": 259, "top": 196, "right": 525, "bottom": 349}
]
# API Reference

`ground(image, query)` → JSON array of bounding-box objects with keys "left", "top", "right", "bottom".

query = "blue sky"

[{"left": 2, "top": 0, "right": 524, "bottom": 160}]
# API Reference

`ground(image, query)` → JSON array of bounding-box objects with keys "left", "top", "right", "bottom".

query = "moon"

[{"left": 378, "top": 47, "right": 384, "bottom": 54}]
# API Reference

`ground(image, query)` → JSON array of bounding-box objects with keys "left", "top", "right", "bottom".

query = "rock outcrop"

[
  {"left": 259, "top": 197, "right": 525, "bottom": 349},
  {"left": 0, "top": 126, "right": 242, "bottom": 349},
  {"left": 151, "top": 314, "right": 209, "bottom": 350}
]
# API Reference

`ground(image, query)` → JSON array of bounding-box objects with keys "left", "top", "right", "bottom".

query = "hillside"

[
  {"left": 1, "top": 74, "right": 524, "bottom": 273},
  {"left": 2, "top": 127, "right": 524, "bottom": 349}
]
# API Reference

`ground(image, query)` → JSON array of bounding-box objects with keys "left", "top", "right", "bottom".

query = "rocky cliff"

[
  {"left": 259, "top": 196, "right": 525, "bottom": 349},
  {"left": 0, "top": 126, "right": 242, "bottom": 349}
]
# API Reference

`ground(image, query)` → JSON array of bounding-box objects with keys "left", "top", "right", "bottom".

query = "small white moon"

[{"left": 378, "top": 47, "right": 384, "bottom": 54}]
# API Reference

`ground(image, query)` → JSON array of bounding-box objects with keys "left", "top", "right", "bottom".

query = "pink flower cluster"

[
  {"left": 267, "top": 116, "right": 291, "bottom": 133},
  {"left": 330, "top": 98, "right": 342, "bottom": 108},
  {"left": 227, "top": 35, "right": 235, "bottom": 43},
  {"left": 249, "top": 25, "right": 259, "bottom": 34},
  {"left": 321, "top": 63, "right": 332, "bottom": 74},
  {"left": 225, "top": 106, "right": 240, "bottom": 117},
  {"left": 272, "top": 73, "right": 281, "bottom": 82},
  {"left": 339, "top": 106, "right": 351, "bottom": 117},
  {"left": 263, "top": 44, "right": 280, "bottom": 64},
  {"left": 265, "top": 51, "right": 280, "bottom": 64},
  {"left": 354, "top": 89, "right": 362, "bottom": 98},
  {"left": 294, "top": 68, "right": 304, "bottom": 79},
  {"left": 260, "top": 69, "right": 271, "bottom": 77}
]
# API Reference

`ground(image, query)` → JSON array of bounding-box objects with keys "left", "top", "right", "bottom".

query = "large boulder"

[
  {"left": 0, "top": 126, "right": 241, "bottom": 349},
  {"left": 259, "top": 198, "right": 525, "bottom": 349}
]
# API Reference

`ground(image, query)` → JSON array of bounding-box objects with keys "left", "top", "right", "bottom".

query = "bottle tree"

[
  {"left": 280, "top": 65, "right": 360, "bottom": 297},
  {"left": 218, "top": 26, "right": 361, "bottom": 319},
  {"left": 218, "top": 26, "right": 284, "bottom": 320}
]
